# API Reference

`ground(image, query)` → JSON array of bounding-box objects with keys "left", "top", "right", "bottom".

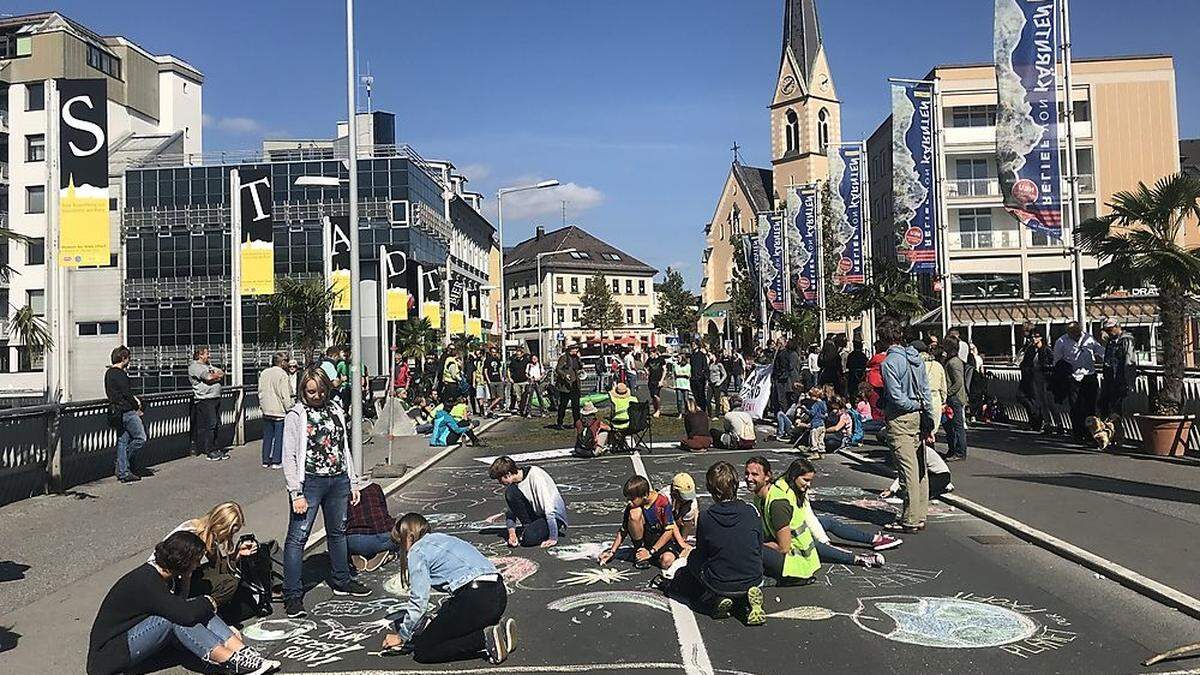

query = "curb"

[
  {"left": 836, "top": 447, "right": 1200, "bottom": 623},
  {"left": 305, "top": 416, "right": 506, "bottom": 552},
  {"left": 984, "top": 421, "right": 1200, "bottom": 467}
]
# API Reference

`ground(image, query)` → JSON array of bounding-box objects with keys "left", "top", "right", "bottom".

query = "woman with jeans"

[
  {"left": 672, "top": 355, "right": 692, "bottom": 417},
  {"left": 381, "top": 514, "right": 516, "bottom": 664},
  {"left": 281, "top": 368, "right": 371, "bottom": 619},
  {"left": 88, "top": 531, "right": 279, "bottom": 675},
  {"left": 258, "top": 352, "right": 295, "bottom": 469}
]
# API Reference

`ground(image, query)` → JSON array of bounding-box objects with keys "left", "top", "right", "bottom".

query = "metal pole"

[
  {"left": 815, "top": 185, "right": 827, "bottom": 341},
  {"left": 497, "top": 192, "right": 508, "bottom": 377},
  {"left": 345, "top": 0, "right": 364, "bottom": 476},
  {"left": 379, "top": 244, "right": 388, "bottom": 381},
  {"left": 537, "top": 255, "right": 544, "bottom": 360},
  {"left": 932, "top": 77, "right": 952, "bottom": 337},
  {"left": 45, "top": 80, "right": 64, "bottom": 401},
  {"left": 860, "top": 141, "right": 876, "bottom": 348},
  {"left": 229, "top": 169, "right": 245, "bottom": 445},
  {"left": 1061, "top": 0, "right": 1087, "bottom": 326}
]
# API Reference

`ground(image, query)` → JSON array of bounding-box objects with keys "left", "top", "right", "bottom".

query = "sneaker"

[
  {"left": 363, "top": 550, "right": 393, "bottom": 572},
  {"left": 871, "top": 534, "right": 903, "bottom": 552},
  {"left": 271, "top": 464, "right": 283, "bottom": 470},
  {"left": 943, "top": 482, "right": 955, "bottom": 493},
  {"left": 206, "top": 454, "right": 223, "bottom": 462},
  {"left": 284, "top": 598, "right": 306, "bottom": 618},
  {"left": 711, "top": 596, "right": 734, "bottom": 620},
  {"left": 776, "top": 576, "right": 816, "bottom": 588},
  {"left": 883, "top": 495, "right": 904, "bottom": 505},
  {"left": 132, "top": 467, "right": 154, "bottom": 477},
  {"left": 118, "top": 474, "right": 142, "bottom": 483},
  {"left": 502, "top": 618, "right": 517, "bottom": 655},
  {"left": 221, "top": 648, "right": 278, "bottom": 674},
  {"left": 219, "top": 452, "right": 231, "bottom": 461},
  {"left": 330, "top": 579, "right": 372, "bottom": 597},
  {"left": 262, "top": 463, "right": 271, "bottom": 469},
  {"left": 746, "top": 586, "right": 766, "bottom": 626},
  {"left": 350, "top": 555, "right": 369, "bottom": 572},
  {"left": 484, "top": 624, "right": 509, "bottom": 664},
  {"left": 857, "top": 552, "right": 886, "bottom": 569}
]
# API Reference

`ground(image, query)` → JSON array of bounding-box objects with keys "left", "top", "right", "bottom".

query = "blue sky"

[{"left": 15, "top": 1, "right": 1199, "bottom": 289}]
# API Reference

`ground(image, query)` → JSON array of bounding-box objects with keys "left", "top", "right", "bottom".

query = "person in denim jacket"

[{"left": 381, "top": 514, "right": 516, "bottom": 664}]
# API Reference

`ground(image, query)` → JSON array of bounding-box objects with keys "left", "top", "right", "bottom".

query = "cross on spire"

[{"left": 731, "top": 141, "right": 743, "bottom": 165}]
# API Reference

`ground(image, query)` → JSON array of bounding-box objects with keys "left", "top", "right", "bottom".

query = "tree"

[
  {"left": 654, "top": 267, "right": 700, "bottom": 341},
  {"left": 395, "top": 318, "right": 442, "bottom": 359},
  {"left": 776, "top": 309, "right": 819, "bottom": 345},
  {"left": 729, "top": 238, "right": 760, "bottom": 340},
  {"left": 579, "top": 273, "right": 624, "bottom": 354},
  {"left": 259, "top": 276, "right": 344, "bottom": 365},
  {"left": 0, "top": 224, "right": 30, "bottom": 283},
  {"left": 7, "top": 305, "right": 53, "bottom": 367},
  {"left": 1078, "top": 172, "right": 1200, "bottom": 415},
  {"left": 854, "top": 255, "right": 926, "bottom": 324}
]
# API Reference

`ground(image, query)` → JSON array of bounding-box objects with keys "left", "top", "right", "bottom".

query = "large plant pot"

[{"left": 1135, "top": 414, "right": 1194, "bottom": 457}]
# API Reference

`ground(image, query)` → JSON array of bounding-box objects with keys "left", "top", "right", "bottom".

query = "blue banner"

[
  {"left": 994, "top": 0, "right": 1063, "bottom": 238},
  {"left": 829, "top": 145, "right": 866, "bottom": 291},
  {"left": 756, "top": 214, "right": 786, "bottom": 312},
  {"left": 891, "top": 81, "right": 938, "bottom": 275},
  {"left": 786, "top": 187, "right": 819, "bottom": 306},
  {"left": 741, "top": 233, "right": 760, "bottom": 299}
]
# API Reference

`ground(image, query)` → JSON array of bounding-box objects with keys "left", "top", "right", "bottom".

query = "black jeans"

[
  {"left": 1098, "top": 381, "right": 1129, "bottom": 419},
  {"left": 192, "top": 398, "right": 221, "bottom": 458},
  {"left": 504, "top": 484, "right": 564, "bottom": 546},
  {"left": 1068, "top": 374, "right": 1100, "bottom": 436},
  {"left": 410, "top": 579, "right": 506, "bottom": 664},
  {"left": 556, "top": 388, "right": 580, "bottom": 427},
  {"left": 691, "top": 380, "right": 708, "bottom": 414}
]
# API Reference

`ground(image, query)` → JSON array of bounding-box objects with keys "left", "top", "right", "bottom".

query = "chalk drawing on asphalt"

[
  {"left": 489, "top": 555, "right": 541, "bottom": 591},
  {"left": 568, "top": 500, "right": 629, "bottom": 517},
  {"left": 548, "top": 541, "right": 612, "bottom": 562},
  {"left": 819, "top": 563, "right": 944, "bottom": 590},
  {"left": 424, "top": 512, "right": 465, "bottom": 528},
  {"left": 558, "top": 568, "right": 635, "bottom": 586},
  {"left": 310, "top": 597, "right": 408, "bottom": 618},
  {"left": 547, "top": 590, "right": 672, "bottom": 615},
  {"left": 243, "top": 618, "right": 318, "bottom": 641},
  {"left": 852, "top": 595, "right": 1039, "bottom": 649}
]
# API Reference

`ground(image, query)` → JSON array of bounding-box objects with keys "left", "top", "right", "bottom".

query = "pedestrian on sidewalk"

[
  {"left": 709, "top": 355, "right": 728, "bottom": 416},
  {"left": 489, "top": 456, "right": 569, "bottom": 548},
  {"left": 483, "top": 346, "right": 504, "bottom": 417},
  {"left": 877, "top": 318, "right": 934, "bottom": 534},
  {"left": 105, "top": 346, "right": 147, "bottom": 484},
  {"left": 772, "top": 340, "right": 800, "bottom": 414},
  {"left": 258, "top": 352, "right": 295, "bottom": 469},
  {"left": 882, "top": 445, "right": 954, "bottom": 503},
  {"left": 942, "top": 334, "right": 969, "bottom": 461},
  {"left": 507, "top": 347, "right": 530, "bottom": 414},
  {"left": 690, "top": 342, "right": 711, "bottom": 415},
  {"left": 846, "top": 340, "right": 869, "bottom": 398},
  {"left": 624, "top": 349, "right": 640, "bottom": 391},
  {"left": 440, "top": 346, "right": 464, "bottom": 406},
  {"left": 817, "top": 339, "right": 847, "bottom": 398},
  {"left": 672, "top": 352, "right": 692, "bottom": 417},
  {"left": 554, "top": 344, "right": 583, "bottom": 429},
  {"left": 189, "top": 346, "right": 226, "bottom": 461},
  {"left": 1099, "top": 317, "right": 1137, "bottom": 420},
  {"left": 380, "top": 514, "right": 516, "bottom": 664},
  {"left": 281, "top": 368, "right": 371, "bottom": 618},
  {"left": 1052, "top": 321, "right": 1105, "bottom": 441},
  {"left": 1018, "top": 331, "right": 1052, "bottom": 431},
  {"left": 347, "top": 482, "right": 401, "bottom": 572},
  {"left": 524, "top": 355, "right": 547, "bottom": 416},
  {"left": 87, "top": 531, "right": 280, "bottom": 675},
  {"left": 914, "top": 341, "right": 946, "bottom": 447}
]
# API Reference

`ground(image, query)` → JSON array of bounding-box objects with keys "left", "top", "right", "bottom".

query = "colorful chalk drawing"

[
  {"left": 819, "top": 562, "right": 944, "bottom": 590},
  {"left": 423, "top": 512, "right": 465, "bottom": 528},
  {"left": 558, "top": 568, "right": 635, "bottom": 586},
  {"left": 569, "top": 500, "right": 629, "bottom": 517},
  {"left": 548, "top": 541, "right": 612, "bottom": 563},
  {"left": 243, "top": 618, "right": 318, "bottom": 641},
  {"left": 266, "top": 618, "right": 390, "bottom": 668},
  {"left": 547, "top": 590, "right": 671, "bottom": 614},
  {"left": 310, "top": 597, "right": 408, "bottom": 618},
  {"left": 489, "top": 555, "right": 541, "bottom": 590}
]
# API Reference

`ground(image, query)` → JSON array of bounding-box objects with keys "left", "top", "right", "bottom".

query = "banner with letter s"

[
  {"left": 890, "top": 81, "right": 937, "bottom": 275},
  {"left": 238, "top": 168, "right": 274, "bottom": 295},
  {"left": 738, "top": 364, "right": 774, "bottom": 420},
  {"left": 58, "top": 79, "right": 109, "bottom": 267}
]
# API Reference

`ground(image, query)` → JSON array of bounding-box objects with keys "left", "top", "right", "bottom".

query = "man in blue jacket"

[{"left": 877, "top": 317, "right": 934, "bottom": 533}]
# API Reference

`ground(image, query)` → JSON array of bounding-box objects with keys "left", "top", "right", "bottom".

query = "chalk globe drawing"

[
  {"left": 242, "top": 618, "right": 317, "bottom": 641},
  {"left": 852, "top": 596, "right": 1039, "bottom": 649}
]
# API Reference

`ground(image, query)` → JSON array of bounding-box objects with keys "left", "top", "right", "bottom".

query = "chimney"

[{"left": 535, "top": 226, "right": 545, "bottom": 240}]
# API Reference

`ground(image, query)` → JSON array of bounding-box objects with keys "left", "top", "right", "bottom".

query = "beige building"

[
  {"left": 699, "top": 0, "right": 842, "bottom": 344},
  {"left": 505, "top": 225, "right": 657, "bottom": 360},
  {"left": 867, "top": 54, "right": 1183, "bottom": 361}
]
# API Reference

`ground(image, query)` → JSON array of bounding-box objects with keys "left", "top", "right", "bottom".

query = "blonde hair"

[
  {"left": 189, "top": 502, "right": 245, "bottom": 570},
  {"left": 299, "top": 367, "right": 333, "bottom": 408},
  {"left": 390, "top": 513, "right": 432, "bottom": 587}
]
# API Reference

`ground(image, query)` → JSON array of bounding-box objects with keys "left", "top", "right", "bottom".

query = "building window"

[
  {"left": 950, "top": 273, "right": 1022, "bottom": 300},
  {"left": 568, "top": 251, "right": 591, "bottom": 260},
  {"left": 26, "top": 82, "right": 44, "bottom": 111},
  {"left": 26, "top": 134, "right": 45, "bottom": 162},
  {"left": 957, "top": 208, "right": 994, "bottom": 249},
  {"left": 784, "top": 109, "right": 800, "bottom": 155},
  {"left": 602, "top": 253, "right": 621, "bottom": 261},
  {"left": 556, "top": 308, "right": 564, "bottom": 324},
  {"left": 570, "top": 277, "right": 578, "bottom": 293},
  {"left": 612, "top": 279, "right": 620, "bottom": 294},
  {"left": 571, "top": 307, "right": 579, "bottom": 322},
  {"left": 626, "top": 308, "right": 634, "bottom": 324},
  {"left": 26, "top": 238, "right": 45, "bottom": 265},
  {"left": 625, "top": 279, "right": 633, "bottom": 294},
  {"left": 639, "top": 309, "right": 647, "bottom": 324},
  {"left": 950, "top": 105, "right": 997, "bottom": 128},
  {"left": 78, "top": 321, "right": 119, "bottom": 336},
  {"left": 1029, "top": 271, "right": 1073, "bottom": 298},
  {"left": 555, "top": 276, "right": 563, "bottom": 293},
  {"left": 86, "top": 44, "right": 122, "bottom": 79},
  {"left": 16, "top": 346, "right": 44, "bottom": 373},
  {"left": 27, "top": 289, "right": 46, "bottom": 316},
  {"left": 26, "top": 186, "right": 46, "bottom": 214},
  {"left": 729, "top": 204, "right": 741, "bottom": 236},
  {"left": 817, "top": 108, "right": 830, "bottom": 155},
  {"left": 638, "top": 280, "right": 646, "bottom": 295}
]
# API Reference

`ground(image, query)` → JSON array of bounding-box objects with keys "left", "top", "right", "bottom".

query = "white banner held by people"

[{"left": 739, "top": 364, "right": 774, "bottom": 420}]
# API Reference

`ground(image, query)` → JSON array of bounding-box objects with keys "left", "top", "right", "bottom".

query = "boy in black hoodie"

[{"left": 663, "top": 461, "right": 765, "bottom": 625}]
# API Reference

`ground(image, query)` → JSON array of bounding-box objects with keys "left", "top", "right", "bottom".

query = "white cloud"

[
  {"left": 202, "top": 114, "right": 267, "bottom": 134},
  {"left": 459, "top": 163, "right": 492, "bottom": 182},
  {"left": 501, "top": 181, "right": 604, "bottom": 220}
]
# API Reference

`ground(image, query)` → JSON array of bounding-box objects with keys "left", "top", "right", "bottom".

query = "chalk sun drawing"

[
  {"left": 852, "top": 596, "right": 1039, "bottom": 649},
  {"left": 243, "top": 618, "right": 317, "bottom": 641},
  {"left": 547, "top": 591, "right": 671, "bottom": 614},
  {"left": 558, "top": 568, "right": 634, "bottom": 586},
  {"left": 311, "top": 597, "right": 408, "bottom": 618},
  {"left": 820, "top": 563, "right": 944, "bottom": 590}
]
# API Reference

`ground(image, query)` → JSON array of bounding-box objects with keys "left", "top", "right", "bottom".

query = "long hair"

[
  {"left": 390, "top": 513, "right": 432, "bottom": 588},
  {"left": 783, "top": 458, "right": 816, "bottom": 501},
  {"left": 299, "top": 367, "right": 333, "bottom": 408},
  {"left": 189, "top": 501, "right": 245, "bottom": 570}
]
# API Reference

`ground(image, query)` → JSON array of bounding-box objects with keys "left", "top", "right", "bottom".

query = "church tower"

[{"left": 770, "top": 0, "right": 841, "bottom": 206}]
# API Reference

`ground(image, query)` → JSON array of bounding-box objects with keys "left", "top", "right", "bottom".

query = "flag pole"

[{"left": 1060, "top": 0, "right": 1087, "bottom": 326}]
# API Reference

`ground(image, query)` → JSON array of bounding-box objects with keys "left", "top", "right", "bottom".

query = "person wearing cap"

[
  {"left": 573, "top": 400, "right": 610, "bottom": 457},
  {"left": 608, "top": 381, "right": 638, "bottom": 432},
  {"left": 487, "top": 456, "right": 568, "bottom": 548},
  {"left": 665, "top": 473, "right": 700, "bottom": 541},
  {"left": 1098, "top": 318, "right": 1137, "bottom": 422}
]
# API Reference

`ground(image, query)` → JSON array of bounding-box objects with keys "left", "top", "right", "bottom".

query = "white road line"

[
  {"left": 631, "top": 450, "right": 715, "bottom": 675},
  {"left": 312, "top": 663, "right": 757, "bottom": 675}
]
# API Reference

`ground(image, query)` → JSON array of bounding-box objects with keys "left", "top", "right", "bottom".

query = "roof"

[
  {"left": 108, "top": 132, "right": 184, "bottom": 175},
  {"left": 783, "top": 0, "right": 823, "bottom": 87},
  {"left": 505, "top": 225, "right": 657, "bottom": 276},
  {"left": 733, "top": 162, "right": 775, "bottom": 213}
]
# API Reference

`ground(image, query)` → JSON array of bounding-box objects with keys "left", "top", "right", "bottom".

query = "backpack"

[
  {"left": 573, "top": 418, "right": 607, "bottom": 458},
  {"left": 848, "top": 409, "right": 865, "bottom": 445}
]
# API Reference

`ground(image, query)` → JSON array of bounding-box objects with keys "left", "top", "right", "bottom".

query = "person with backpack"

[
  {"left": 877, "top": 318, "right": 935, "bottom": 534},
  {"left": 573, "top": 401, "right": 611, "bottom": 457}
]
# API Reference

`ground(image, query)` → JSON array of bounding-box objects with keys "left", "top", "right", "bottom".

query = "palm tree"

[
  {"left": 7, "top": 305, "right": 53, "bottom": 367},
  {"left": 852, "top": 256, "right": 926, "bottom": 323},
  {"left": 1078, "top": 172, "right": 1200, "bottom": 415},
  {"left": 394, "top": 319, "right": 441, "bottom": 359},
  {"left": 0, "top": 222, "right": 30, "bottom": 283},
  {"left": 258, "top": 276, "right": 343, "bottom": 366}
]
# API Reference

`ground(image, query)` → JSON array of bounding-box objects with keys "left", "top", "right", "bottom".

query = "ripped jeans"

[
  {"left": 283, "top": 472, "right": 351, "bottom": 600},
  {"left": 126, "top": 614, "right": 233, "bottom": 667}
]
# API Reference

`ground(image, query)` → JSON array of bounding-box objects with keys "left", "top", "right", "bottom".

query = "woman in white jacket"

[{"left": 280, "top": 368, "right": 370, "bottom": 619}]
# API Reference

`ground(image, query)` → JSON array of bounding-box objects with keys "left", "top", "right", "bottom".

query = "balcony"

[
  {"left": 950, "top": 229, "right": 1023, "bottom": 252},
  {"left": 946, "top": 174, "right": 1094, "bottom": 200}
]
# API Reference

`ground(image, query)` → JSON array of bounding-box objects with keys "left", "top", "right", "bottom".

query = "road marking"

[
  {"left": 631, "top": 450, "right": 714, "bottom": 675},
  {"left": 310, "top": 663, "right": 756, "bottom": 675}
]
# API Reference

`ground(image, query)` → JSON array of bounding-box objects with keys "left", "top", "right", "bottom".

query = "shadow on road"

[
  {"left": 985, "top": 472, "right": 1200, "bottom": 505},
  {"left": 0, "top": 561, "right": 30, "bottom": 583}
]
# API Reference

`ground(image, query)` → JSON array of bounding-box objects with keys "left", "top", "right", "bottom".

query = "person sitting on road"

[
  {"left": 744, "top": 456, "right": 819, "bottom": 587},
  {"left": 347, "top": 481, "right": 402, "bottom": 572},
  {"left": 409, "top": 398, "right": 435, "bottom": 435},
  {"left": 880, "top": 444, "right": 955, "bottom": 503},
  {"left": 666, "top": 472, "right": 700, "bottom": 541},
  {"left": 380, "top": 514, "right": 516, "bottom": 664},
  {"left": 775, "top": 382, "right": 807, "bottom": 441},
  {"left": 89, "top": 531, "right": 280, "bottom": 675},
  {"left": 573, "top": 401, "right": 611, "bottom": 457},
  {"left": 714, "top": 408, "right": 757, "bottom": 450},
  {"left": 488, "top": 456, "right": 569, "bottom": 549},
  {"left": 599, "top": 476, "right": 686, "bottom": 571},
  {"left": 678, "top": 399, "right": 714, "bottom": 452},
  {"left": 661, "top": 461, "right": 765, "bottom": 626},
  {"left": 430, "top": 396, "right": 485, "bottom": 447},
  {"left": 823, "top": 397, "right": 852, "bottom": 453}
]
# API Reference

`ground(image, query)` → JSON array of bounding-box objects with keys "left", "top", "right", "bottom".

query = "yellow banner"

[
  {"left": 422, "top": 301, "right": 441, "bottom": 329},
  {"left": 466, "top": 317, "right": 482, "bottom": 338},
  {"left": 332, "top": 269, "right": 351, "bottom": 311},
  {"left": 59, "top": 182, "right": 110, "bottom": 267},
  {"left": 448, "top": 311, "right": 465, "bottom": 335},
  {"left": 386, "top": 288, "right": 410, "bottom": 321},
  {"left": 240, "top": 242, "right": 274, "bottom": 295}
]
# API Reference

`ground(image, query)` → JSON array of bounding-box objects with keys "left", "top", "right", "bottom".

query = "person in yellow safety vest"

[
  {"left": 744, "top": 456, "right": 820, "bottom": 586},
  {"left": 439, "top": 347, "right": 462, "bottom": 404},
  {"left": 608, "top": 382, "right": 637, "bottom": 431}
]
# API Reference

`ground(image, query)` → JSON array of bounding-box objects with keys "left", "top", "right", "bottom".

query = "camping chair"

[{"left": 611, "top": 401, "right": 653, "bottom": 454}]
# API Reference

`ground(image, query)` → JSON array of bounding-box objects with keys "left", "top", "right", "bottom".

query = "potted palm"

[{"left": 1078, "top": 172, "right": 1200, "bottom": 456}]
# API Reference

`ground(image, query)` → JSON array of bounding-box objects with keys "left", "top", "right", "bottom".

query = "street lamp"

[
  {"left": 496, "top": 179, "right": 560, "bottom": 377},
  {"left": 535, "top": 247, "right": 577, "bottom": 360}
]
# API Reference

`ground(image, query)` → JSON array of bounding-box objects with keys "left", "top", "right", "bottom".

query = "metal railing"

[
  {"left": 947, "top": 174, "right": 1094, "bottom": 199},
  {"left": 985, "top": 365, "right": 1199, "bottom": 454},
  {"left": 0, "top": 386, "right": 261, "bottom": 506}
]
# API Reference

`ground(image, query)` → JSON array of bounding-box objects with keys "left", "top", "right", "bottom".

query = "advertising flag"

[
  {"left": 466, "top": 317, "right": 482, "bottom": 338},
  {"left": 330, "top": 216, "right": 351, "bottom": 311},
  {"left": 786, "top": 187, "right": 819, "bottom": 306},
  {"left": 995, "top": 0, "right": 1063, "bottom": 238},
  {"left": 422, "top": 301, "right": 442, "bottom": 329},
  {"left": 447, "top": 311, "right": 465, "bottom": 335},
  {"left": 829, "top": 145, "right": 867, "bottom": 291},
  {"left": 756, "top": 214, "right": 786, "bottom": 312},
  {"left": 891, "top": 81, "right": 938, "bottom": 275},
  {"left": 58, "top": 79, "right": 109, "bottom": 267},
  {"left": 382, "top": 246, "right": 409, "bottom": 320},
  {"left": 237, "top": 168, "right": 274, "bottom": 295}
]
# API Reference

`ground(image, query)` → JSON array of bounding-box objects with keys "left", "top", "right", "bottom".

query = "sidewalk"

[
  {"left": 855, "top": 423, "right": 1200, "bottom": 602},
  {"left": 0, "top": 422, "right": 484, "bottom": 673}
]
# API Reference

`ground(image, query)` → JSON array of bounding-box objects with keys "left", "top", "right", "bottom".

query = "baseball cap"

[
  {"left": 1102, "top": 317, "right": 1119, "bottom": 329},
  {"left": 671, "top": 472, "right": 697, "bottom": 500}
]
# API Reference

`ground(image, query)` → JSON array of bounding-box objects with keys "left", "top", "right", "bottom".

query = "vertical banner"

[
  {"left": 995, "top": 0, "right": 1063, "bottom": 238},
  {"left": 382, "top": 246, "right": 409, "bottom": 320},
  {"left": 786, "top": 187, "right": 820, "bottom": 305},
  {"left": 829, "top": 145, "right": 866, "bottom": 291},
  {"left": 422, "top": 301, "right": 442, "bottom": 329},
  {"left": 238, "top": 168, "right": 274, "bottom": 295},
  {"left": 466, "top": 317, "right": 483, "bottom": 338},
  {"left": 738, "top": 364, "right": 774, "bottom": 420},
  {"left": 891, "top": 81, "right": 938, "bottom": 274},
  {"left": 447, "top": 311, "right": 466, "bottom": 335},
  {"left": 58, "top": 79, "right": 109, "bottom": 267},
  {"left": 330, "top": 216, "right": 351, "bottom": 311},
  {"left": 756, "top": 214, "right": 786, "bottom": 312},
  {"left": 467, "top": 287, "right": 482, "bottom": 319}
]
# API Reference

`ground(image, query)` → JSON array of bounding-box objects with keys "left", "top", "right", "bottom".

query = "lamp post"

[
  {"left": 535, "top": 247, "right": 578, "bottom": 360},
  {"left": 496, "top": 179, "right": 559, "bottom": 378}
]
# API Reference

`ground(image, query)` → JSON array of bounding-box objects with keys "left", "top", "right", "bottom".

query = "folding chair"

[{"left": 622, "top": 401, "right": 653, "bottom": 454}]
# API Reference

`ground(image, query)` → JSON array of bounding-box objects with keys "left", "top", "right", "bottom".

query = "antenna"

[{"left": 361, "top": 61, "right": 374, "bottom": 114}]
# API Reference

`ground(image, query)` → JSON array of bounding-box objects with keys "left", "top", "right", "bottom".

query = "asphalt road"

[{"left": 236, "top": 415, "right": 1200, "bottom": 675}]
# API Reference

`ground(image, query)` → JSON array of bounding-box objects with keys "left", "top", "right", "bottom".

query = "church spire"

[{"left": 782, "top": 0, "right": 823, "bottom": 87}]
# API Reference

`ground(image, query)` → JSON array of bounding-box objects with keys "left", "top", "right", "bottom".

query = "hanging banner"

[
  {"left": 422, "top": 301, "right": 442, "bottom": 329},
  {"left": 738, "top": 364, "right": 774, "bottom": 420},
  {"left": 382, "top": 246, "right": 409, "bottom": 320},
  {"left": 447, "top": 311, "right": 465, "bottom": 335},
  {"left": 467, "top": 287, "right": 482, "bottom": 319},
  {"left": 891, "top": 81, "right": 938, "bottom": 275},
  {"left": 756, "top": 214, "right": 786, "bottom": 312},
  {"left": 238, "top": 168, "right": 274, "bottom": 295},
  {"left": 58, "top": 78, "right": 109, "bottom": 267},
  {"left": 994, "top": 0, "right": 1063, "bottom": 238},
  {"left": 466, "top": 317, "right": 483, "bottom": 338},
  {"left": 330, "top": 216, "right": 351, "bottom": 311},
  {"left": 829, "top": 145, "right": 866, "bottom": 291},
  {"left": 786, "top": 187, "right": 819, "bottom": 306}
]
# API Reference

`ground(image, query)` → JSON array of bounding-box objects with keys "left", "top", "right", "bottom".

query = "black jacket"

[
  {"left": 104, "top": 367, "right": 139, "bottom": 415},
  {"left": 689, "top": 351, "right": 710, "bottom": 382},
  {"left": 692, "top": 499, "right": 763, "bottom": 595}
]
